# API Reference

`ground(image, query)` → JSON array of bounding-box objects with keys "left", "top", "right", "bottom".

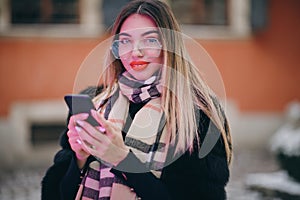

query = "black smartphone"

[{"left": 64, "top": 94, "right": 100, "bottom": 126}]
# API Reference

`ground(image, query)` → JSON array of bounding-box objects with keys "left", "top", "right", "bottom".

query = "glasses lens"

[
  {"left": 111, "top": 38, "right": 162, "bottom": 59},
  {"left": 141, "top": 38, "right": 162, "bottom": 57},
  {"left": 111, "top": 40, "right": 133, "bottom": 59},
  {"left": 141, "top": 38, "right": 162, "bottom": 49},
  {"left": 118, "top": 40, "right": 132, "bottom": 56},
  {"left": 111, "top": 41, "right": 120, "bottom": 59}
]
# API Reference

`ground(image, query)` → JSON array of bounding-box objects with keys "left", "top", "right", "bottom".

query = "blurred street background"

[{"left": 1, "top": 0, "right": 300, "bottom": 199}]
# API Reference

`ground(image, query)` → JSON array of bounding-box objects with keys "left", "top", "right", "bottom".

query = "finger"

[
  {"left": 79, "top": 139, "right": 91, "bottom": 153},
  {"left": 68, "top": 137, "right": 83, "bottom": 151},
  {"left": 73, "top": 113, "right": 89, "bottom": 125},
  {"left": 68, "top": 113, "right": 89, "bottom": 130},
  {"left": 76, "top": 120, "right": 106, "bottom": 141},
  {"left": 67, "top": 130, "right": 78, "bottom": 139},
  {"left": 68, "top": 117, "right": 76, "bottom": 131},
  {"left": 67, "top": 128, "right": 82, "bottom": 141},
  {"left": 90, "top": 110, "right": 107, "bottom": 134},
  {"left": 70, "top": 135, "right": 89, "bottom": 152},
  {"left": 76, "top": 126, "right": 102, "bottom": 152},
  {"left": 75, "top": 122, "right": 108, "bottom": 144},
  {"left": 76, "top": 138, "right": 82, "bottom": 145},
  {"left": 74, "top": 126, "right": 93, "bottom": 147},
  {"left": 91, "top": 109, "right": 118, "bottom": 133},
  {"left": 68, "top": 135, "right": 81, "bottom": 144},
  {"left": 96, "top": 112, "right": 117, "bottom": 136}
]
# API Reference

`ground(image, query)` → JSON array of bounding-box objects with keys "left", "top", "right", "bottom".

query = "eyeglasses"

[{"left": 111, "top": 38, "right": 162, "bottom": 59}]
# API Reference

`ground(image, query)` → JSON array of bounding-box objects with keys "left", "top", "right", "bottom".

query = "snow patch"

[
  {"left": 270, "top": 124, "right": 300, "bottom": 156},
  {"left": 245, "top": 171, "right": 300, "bottom": 196}
]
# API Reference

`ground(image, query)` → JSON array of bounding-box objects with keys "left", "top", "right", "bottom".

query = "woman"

[{"left": 42, "top": 0, "right": 232, "bottom": 199}]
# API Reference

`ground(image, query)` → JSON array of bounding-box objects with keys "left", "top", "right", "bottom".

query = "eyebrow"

[{"left": 119, "top": 30, "right": 160, "bottom": 37}]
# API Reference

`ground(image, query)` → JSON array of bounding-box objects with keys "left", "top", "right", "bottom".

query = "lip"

[{"left": 130, "top": 60, "right": 150, "bottom": 71}]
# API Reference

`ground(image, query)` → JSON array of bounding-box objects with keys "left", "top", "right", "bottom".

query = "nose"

[{"left": 131, "top": 42, "right": 143, "bottom": 58}]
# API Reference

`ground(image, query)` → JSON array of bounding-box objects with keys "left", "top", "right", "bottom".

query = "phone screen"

[{"left": 64, "top": 94, "right": 100, "bottom": 126}]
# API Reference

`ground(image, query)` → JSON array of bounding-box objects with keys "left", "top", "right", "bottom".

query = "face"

[{"left": 117, "top": 14, "right": 163, "bottom": 81}]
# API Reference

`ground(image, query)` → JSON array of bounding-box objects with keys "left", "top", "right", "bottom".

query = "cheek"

[
  {"left": 120, "top": 58, "right": 130, "bottom": 70},
  {"left": 153, "top": 54, "right": 164, "bottom": 67}
]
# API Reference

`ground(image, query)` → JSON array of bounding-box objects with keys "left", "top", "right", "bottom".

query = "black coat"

[{"left": 41, "top": 86, "right": 229, "bottom": 200}]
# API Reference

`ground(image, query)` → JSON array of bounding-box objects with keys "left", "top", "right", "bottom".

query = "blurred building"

[{"left": 0, "top": 0, "right": 299, "bottom": 169}]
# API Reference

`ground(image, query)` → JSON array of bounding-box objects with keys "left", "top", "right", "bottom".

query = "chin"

[{"left": 131, "top": 73, "right": 152, "bottom": 81}]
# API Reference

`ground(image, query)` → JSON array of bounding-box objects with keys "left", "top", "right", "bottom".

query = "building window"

[
  {"left": 0, "top": 0, "right": 251, "bottom": 39},
  {"left": 11, "top": 0, "right": 80, "bottom": 24},
  {"left": 1, "top": 0, "right": 102, "bottom": 37},
  {"left": 170, "top": 0, "right": 228, "bottom": 25},
  {"left": 31, "top": 123, "right": 65, "bottom": 146},
  {"left": 168, "top": 0, "right": 251, "bottom": 39}
]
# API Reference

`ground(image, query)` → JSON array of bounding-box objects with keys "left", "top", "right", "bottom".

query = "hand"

[
  {"left": 75, "top": 109, "right": 129, "bottom": 166},
  {"left": 67, "top": 113, "right": 91, "bottom": 168}
]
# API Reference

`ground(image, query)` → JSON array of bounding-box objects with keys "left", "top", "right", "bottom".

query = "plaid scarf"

[
  {"left": 76, "top": 73, "right": 169, "bottom": 200},
  {"left": 118, "top": 71, "right": 162, "bottom": 103}
]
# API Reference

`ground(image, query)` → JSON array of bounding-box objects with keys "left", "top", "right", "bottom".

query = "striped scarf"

[
  {"left": 118, "top": 71, "right": 161, "bottom": 103},
  {"left": 76, "top": 72, "right": 169, "bottom": 200}
]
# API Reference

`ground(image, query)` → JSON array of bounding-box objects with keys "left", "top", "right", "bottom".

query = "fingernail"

[
  {"left": 76, "top": 139, "right": 82, "bottom": 144},
  {"left": 99, "top": 126, "right": 106, "bottom": 133},
  {"left": 76, "top": 120, "right": 84, "bottom": 126},
  {"left": 75, "top": 126, "right": 82, "bottom": 132}
]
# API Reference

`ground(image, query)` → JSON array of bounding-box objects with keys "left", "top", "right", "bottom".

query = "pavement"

[{"left": 0, "top": 146, "right": 281, "bottom": 200}]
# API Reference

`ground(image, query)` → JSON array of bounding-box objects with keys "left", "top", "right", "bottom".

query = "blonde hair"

[{"left": 98, "top": 0, "right": 232, "bottom": 164}]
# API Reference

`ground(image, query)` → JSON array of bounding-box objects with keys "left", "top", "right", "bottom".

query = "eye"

[
  {"left": 119, "top": 39, "right": 131, "bottom": 45},
  {"left": 143, "top": 38, "right": 161, "bottom": 48},
  {"left": 146, "top": 38, "right": 158, "bottom": 43}
]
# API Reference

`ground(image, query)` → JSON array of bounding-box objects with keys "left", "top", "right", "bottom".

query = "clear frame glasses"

[{"left": 111, "top": 38, "right": 162, "bottom": 59}]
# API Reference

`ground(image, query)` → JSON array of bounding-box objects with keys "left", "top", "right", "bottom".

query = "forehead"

[{"left": 120, "top": 14, "right": 158, "bottom": 35}]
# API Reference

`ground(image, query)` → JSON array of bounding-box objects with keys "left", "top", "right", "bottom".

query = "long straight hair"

[{"left": 99, "top": 0, "right": 232, "bottom": 164}]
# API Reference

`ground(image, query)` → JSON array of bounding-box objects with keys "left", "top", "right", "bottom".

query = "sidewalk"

[{"left": 0, "top": 147, "right": 280, "bottom": 200}]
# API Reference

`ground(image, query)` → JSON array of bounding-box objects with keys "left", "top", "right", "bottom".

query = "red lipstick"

[{"left": 130, "top": 60, "right": 149, "bottom": 71}]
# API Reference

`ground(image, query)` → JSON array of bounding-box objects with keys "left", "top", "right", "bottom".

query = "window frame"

[
  {"left": 177, "top": 0, "right": 251, "bottom": 39},
  {"left": 0, "top": 0, "right": 104, "bottom": 38},
  {"left": 0, "top": 0, "right": 251, "bottom": 39}
]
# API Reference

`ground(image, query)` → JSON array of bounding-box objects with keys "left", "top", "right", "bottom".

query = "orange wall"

[
  {"left": 201, "top": 0, "right": 300, "bottom": 111},
  {"left": 1, "top": 0, "right": 300, "bottom": 116},
  {"left": 0, "top": 37, "right": 101, "bottom": 116}
]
